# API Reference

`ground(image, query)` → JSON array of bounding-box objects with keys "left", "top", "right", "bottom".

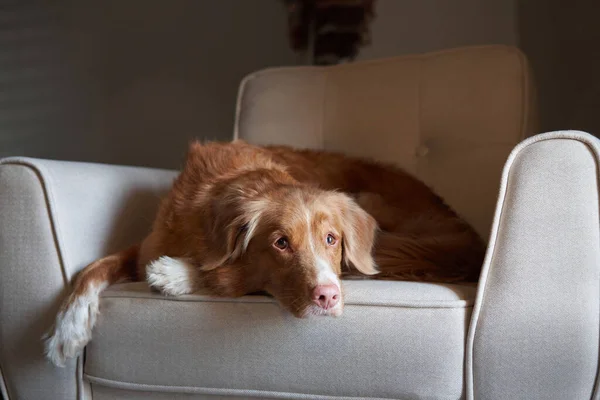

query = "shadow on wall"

[
  {"left": 356, "top": 0, "right": 517, "bottom": 60},
  {"left": 518, "top": 0, "right": 600, "bottom": 136},
  {"left": 0, "top": 1, "right": 296, "bottom": 169}
]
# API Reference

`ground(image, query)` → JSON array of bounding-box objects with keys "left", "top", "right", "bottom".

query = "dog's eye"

[
  {"left": 274, "top": 237, "right": 289, "bottom": 250},
  {"left": 326, "top": 234, "right": 337, "bottom": 246}
]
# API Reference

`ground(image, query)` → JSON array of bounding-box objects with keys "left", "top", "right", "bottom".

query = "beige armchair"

[{"left": 3, "top": 45, "right": 597, "bottom": 400}]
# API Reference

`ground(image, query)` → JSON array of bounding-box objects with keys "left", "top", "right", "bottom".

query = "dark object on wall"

[{"left": 283, "top": 0, "right": 376, "bottom": 65}]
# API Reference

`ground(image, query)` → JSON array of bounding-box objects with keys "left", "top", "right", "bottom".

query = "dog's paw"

[
  {"left": 44, "top": 284, "right": 105, "bottom": 367},
  {"left": 146, "top": 256, "right": 198, "bottom": 296}
]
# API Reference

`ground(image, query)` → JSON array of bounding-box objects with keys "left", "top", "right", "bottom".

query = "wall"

[
  {"left": 358, "top": 0, "right": 517, "bottom": 60},
  {"left": 0, "top": 0, "right": 295, "bottom": 168},
  {"left": 518, "top": 0, "right": 600, "bottom": 136}
]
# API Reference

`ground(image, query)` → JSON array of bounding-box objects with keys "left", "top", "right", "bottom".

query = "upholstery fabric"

[
  {"left": 234, "top": 45, "right": 537, "bottom": 238},
  {"left": 0, "top": 158, "right": 177, "bottom": 400},
  {"left": 0, "top": 164, "right": 79, "bottom": 400},
  {"left": 466, "top": 131, "right": 600, "bottom": 400},
  {"left": 84, "top": 281, "right": 475, "bottom": 400}
]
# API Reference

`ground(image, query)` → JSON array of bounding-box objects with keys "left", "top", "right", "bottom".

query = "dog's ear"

[
  {"left": 334, "top": 194, "right": 379, "bottom": 275},
  {"left": 201, "top": 195, "right": 267, "bottom": 271}
]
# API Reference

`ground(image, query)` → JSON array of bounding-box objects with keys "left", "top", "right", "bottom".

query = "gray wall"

[
  {"left": 358, "top": 0, "right": 517, "bottom": 60},
  {"left": 518, "top": 0, "right": 600, "bottom": 136},
  {"left": 1, "top": 1, "right": 295, "bottom": 169}
]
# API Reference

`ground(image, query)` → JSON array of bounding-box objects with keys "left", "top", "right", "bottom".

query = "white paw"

[
  {"left": 146, "top": 256, "right": 198, "bottom": 296},
  {"left": 44, "top": 282, "right": 106, "bottom": 367}
]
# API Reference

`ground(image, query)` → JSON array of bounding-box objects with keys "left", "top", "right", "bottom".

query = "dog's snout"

[{"left": 312, "top": 284, "right": 340, "bottom": 310}]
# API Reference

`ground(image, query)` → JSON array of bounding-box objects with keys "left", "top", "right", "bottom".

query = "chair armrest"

[
  {"left": 0, "top": 157, "right": 176, "bottom": 400},
  {"left": 466, "top": 131, "right": 600, "bottom": 400}
]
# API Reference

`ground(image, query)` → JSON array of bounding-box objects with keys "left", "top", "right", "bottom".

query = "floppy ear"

[
  {"left": 201, "top": 195, "right": 266, "bottom": 271},
  {"left": 334, "top": 194, "right": 379, "bottom": 275}
]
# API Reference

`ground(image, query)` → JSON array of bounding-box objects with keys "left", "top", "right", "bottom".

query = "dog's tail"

[{"left": 44, "top": 245, "right": 140, "bottom": 367}]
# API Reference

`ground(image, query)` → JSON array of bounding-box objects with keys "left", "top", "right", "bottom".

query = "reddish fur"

[
  {"left": 58, "top": 140, "right": 485, "bottom": 319},
  {"left": 67, "top": 245, "right": 139, "bottom": 300}
]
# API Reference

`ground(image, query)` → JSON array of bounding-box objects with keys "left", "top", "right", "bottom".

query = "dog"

[{"left": 44, "top": 139, "right": 486, "bottom": 366}]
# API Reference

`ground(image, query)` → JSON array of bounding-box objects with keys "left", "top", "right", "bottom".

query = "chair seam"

[
  {"left": 84, "top": 373, "right": 398, "bottom": 400},
  {"left": 320, "top": 68, "right": 328, "bottom": 149},
  {"left": 517, "top": 48, "right": 531, "bottom": 141},
  {"left": 99, "top": 293, "right": 474, "bottom": 309},
  {"left": 416, "top": 55, "right": 424, "bottom": 176},
  {"left": 233, "top": 69, "right": 251, "bottom": 141},
  {"left": 101, "top": 295, "right": 474, "bottom": 310}
]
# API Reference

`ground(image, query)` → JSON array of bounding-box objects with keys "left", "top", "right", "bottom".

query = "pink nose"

[{"left": 312, "top": 284, "right": 340, "bottom": 310}]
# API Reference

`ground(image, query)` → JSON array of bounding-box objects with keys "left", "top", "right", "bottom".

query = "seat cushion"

[{"left": 84, "top": 281, "right": 476, "bottom": 400}]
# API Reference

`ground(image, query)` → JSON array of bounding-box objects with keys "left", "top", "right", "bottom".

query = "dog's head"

[{"left": 200, "top": 173, "right": 378, "bottom": 317}]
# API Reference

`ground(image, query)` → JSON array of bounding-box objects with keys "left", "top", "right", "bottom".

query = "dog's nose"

[{"left": 312, "top": 284, "right": 340, "bottom": 310}]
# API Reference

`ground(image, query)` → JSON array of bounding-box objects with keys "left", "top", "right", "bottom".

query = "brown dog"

[{"left": 44, "top": 140, "right": 485, "bottom": 366}]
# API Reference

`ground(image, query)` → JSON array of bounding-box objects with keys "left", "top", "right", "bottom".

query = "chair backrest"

[{"left": 234, "top": 45, "right": 538, "bottom": 239}]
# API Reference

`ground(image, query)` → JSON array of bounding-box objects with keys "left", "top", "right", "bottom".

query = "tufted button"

[{"left": 415, "top": 145, "right": 430, "bottom": 157}]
